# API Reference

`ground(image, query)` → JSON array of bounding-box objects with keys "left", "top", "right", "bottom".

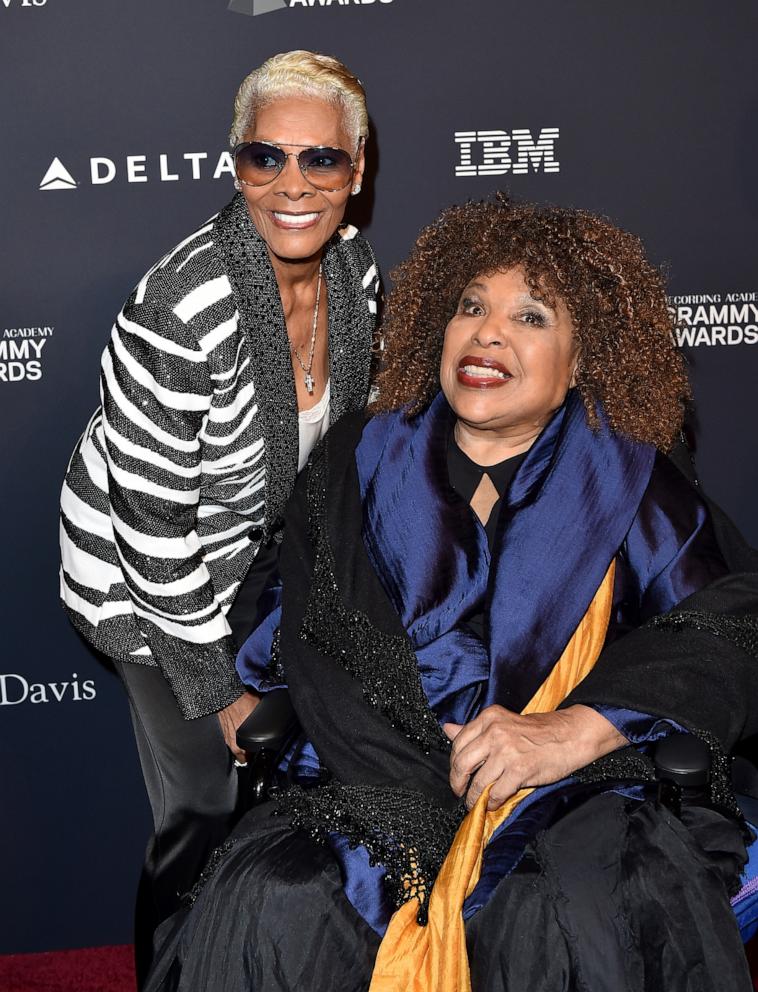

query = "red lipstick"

[{"left": 456, "top": 355, "right": 512, "bottom": 389}]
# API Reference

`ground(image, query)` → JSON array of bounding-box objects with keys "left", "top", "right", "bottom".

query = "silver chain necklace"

[{"left": 291, "top": 265, "right": 323, "bottom": 395}]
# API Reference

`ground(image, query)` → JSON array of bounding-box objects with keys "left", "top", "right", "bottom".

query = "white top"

[{"left": 297, "top": 379, "right": 331, "bottom": 471}]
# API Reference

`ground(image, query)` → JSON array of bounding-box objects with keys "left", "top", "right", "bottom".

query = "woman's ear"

[
  {"left": 569, "top": 360, "right": 580, "bottom": 389},
  {"left": 351, "top": 137, "right": 366, "bottom": 195},
  {"left": 568, "top": 344, "right": 582, "bottom": 388}
]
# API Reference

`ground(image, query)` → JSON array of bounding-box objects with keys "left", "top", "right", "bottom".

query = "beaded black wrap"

[
  {"left": 648, "top": 609, "right": 758, "bottom": 659},
  {"left": 574, "top": 746, "right": 657, "bottom": 785},
  {"left": 182, "top": 838, "right": 237, "bottom": 906},
  {"left": 575, "top": 733, "right": 743, "bottom": 823},
  {"left": 299, "top": 440, "right": 450, "bottom": 755},
  {"left": 680, "top": 728, "right": 753, "bottom": 884},
  {"left": 274, "top": 784, "right": 466, "bottom": 924},
  {"left": 692, "top": 728, "right": 746, "bottom": 823},
  {"left": 259, "top": 627, "right": 285, "bottom": 689}
]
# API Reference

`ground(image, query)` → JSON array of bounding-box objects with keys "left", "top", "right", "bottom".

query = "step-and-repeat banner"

[{"left": 1, "top": 0, "right": 757, "bottom": 954}]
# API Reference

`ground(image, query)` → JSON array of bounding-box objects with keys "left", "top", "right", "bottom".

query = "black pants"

[{"left": 115, "top": 661, "right": 239, "bottom": 989}]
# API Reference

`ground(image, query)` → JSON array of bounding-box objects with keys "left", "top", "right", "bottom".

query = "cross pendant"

[{"left": 304, "top": 372, "right": 315, "bottom": 394}]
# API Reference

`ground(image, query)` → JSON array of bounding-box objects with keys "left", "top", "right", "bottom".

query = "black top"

[
  {"left": 446, "top": 435, "right": 527, "bottom": 641},
  {"left": 446, "top": 434, "right": 527, "bottom": 550}
]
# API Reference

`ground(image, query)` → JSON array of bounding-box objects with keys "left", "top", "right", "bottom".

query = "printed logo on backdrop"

[
  {"left": 455, "top": 129, "right": 560, "bottom": 177},
  {"left": 228, "top": 0, "right": 392, "bottom": 14},
  {"left": 39, "top": 158, "right": 78, "bottom": 190},
  {"left": 1, "top": 326, "right": 54, "bottom": 383},
  {"left": 669, "top": 292, "right": 758, "bottom": 348},
  {"left": 39, "top": 152, "right": 234, "bottom": 190},
  {"left": 0, "top": 0, "right": 47, "bottom": 8},
  {"left": 0, "top": 673, "right": 96, "bottom": 705}
]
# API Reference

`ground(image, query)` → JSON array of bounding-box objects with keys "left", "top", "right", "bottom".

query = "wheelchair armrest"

[
  {"left": 652, "top": 732, "right": 711, "bottom": 817},
  {"left": 236, "top": 688, "right": 300, "bottom": 757},
  {"left": 653, "top": 733, "right": 710, "bottom": 789},
  {"left": 652, "top": 732, "right": 758, "bottom": 820},
  {"left": 236, "top": 689, "right": 302, "bottom": 810}
]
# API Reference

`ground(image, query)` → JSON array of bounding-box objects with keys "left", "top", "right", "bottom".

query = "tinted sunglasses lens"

[
  {"left": 299, "top": 147, "right": 353, "bottom": 190},
  {"left": 235, "top": 143, "right": 285, "bottom": 185}
]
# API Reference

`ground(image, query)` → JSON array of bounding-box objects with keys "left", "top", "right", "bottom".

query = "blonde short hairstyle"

[{"left": 230, "top": 50, "right": 368, "bottom": 151}]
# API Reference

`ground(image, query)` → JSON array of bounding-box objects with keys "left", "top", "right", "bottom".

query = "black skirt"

[{"left": 145, "top": 792, "right": 751, "bottom": 992}]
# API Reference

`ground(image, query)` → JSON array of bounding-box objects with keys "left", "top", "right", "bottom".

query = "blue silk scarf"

[{"left": 356, "top": 389, "right": 657, "bottom": 717}]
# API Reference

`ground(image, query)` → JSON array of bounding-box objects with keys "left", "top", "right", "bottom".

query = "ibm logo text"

[{"left": 455, "top": 129, "right": 560, "bottom": 177}]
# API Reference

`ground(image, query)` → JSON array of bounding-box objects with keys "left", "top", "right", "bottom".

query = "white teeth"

[
  {"left": 461, "top": 364, "right": 509, "bottom": 379},
  {"left": 273, "top": 211, "right": 319, "bottom": 226}
]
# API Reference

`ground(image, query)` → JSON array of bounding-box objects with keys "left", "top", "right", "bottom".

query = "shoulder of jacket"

[
  {"left": 127, "top": 211, "right": 229, "bottom": 315},
  {"left": 338, "top": 223, "right": 361, "bottom": 243},
  {"left": 336, "top": 224, "right": 377, "bottom": 267}
]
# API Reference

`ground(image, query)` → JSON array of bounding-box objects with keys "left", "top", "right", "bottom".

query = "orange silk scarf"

[{"left": 369, "top": 560, "right": 616, "bottom": 992}]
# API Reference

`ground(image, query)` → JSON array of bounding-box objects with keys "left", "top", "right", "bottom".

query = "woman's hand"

[
  {"left": 218, "top": 692, "right": 260, "bottom": 763},
  {"left": 443, "top": 704, "right": 627, "bottom": 811}
]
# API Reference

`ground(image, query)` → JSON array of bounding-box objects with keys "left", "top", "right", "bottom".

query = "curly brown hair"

[{"left": 373, "top": 195, "right": 690, "bottom": 451}]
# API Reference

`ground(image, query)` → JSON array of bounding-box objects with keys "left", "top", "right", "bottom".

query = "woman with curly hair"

[{"left": 146, "top": 198, "right": 758, "bottom": 992}]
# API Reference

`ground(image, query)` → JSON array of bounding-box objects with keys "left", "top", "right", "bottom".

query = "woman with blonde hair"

[{"left": 59, "top": 50, "right": 379, "bottom": 983}]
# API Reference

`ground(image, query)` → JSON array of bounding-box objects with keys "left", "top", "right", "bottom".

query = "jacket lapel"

[
  {"left": 324, "top": 228, "right": 375, "bottom": 425},
  {"left": 214, "top": 194, "right": 298, "bottom": 539},
  {"left": 214, "top": 197, "right": 373, "bottom": 538}
]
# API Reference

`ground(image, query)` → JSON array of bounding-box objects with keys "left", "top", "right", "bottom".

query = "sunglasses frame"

[{"left": 233, "top": 139, "right": 361, "bottom": 193}]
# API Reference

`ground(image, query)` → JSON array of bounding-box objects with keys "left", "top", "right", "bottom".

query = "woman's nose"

[
  {"left": 275, "top": 155, "right": 314, "bottom": 199},
  {"left": 472, "top": 315, "right": 507, "bottom": 348}
]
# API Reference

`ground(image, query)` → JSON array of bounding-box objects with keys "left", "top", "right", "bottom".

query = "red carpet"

[
  {"left": 0, "top": 945, "right": 136, "bottom": 992},
  {"left": 0, "top": 941, "right": 756, "bottom": 990}
]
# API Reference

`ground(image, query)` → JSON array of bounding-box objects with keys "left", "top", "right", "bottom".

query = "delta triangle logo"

[
  {"left": 39, "top": 157, "right": 78, "bottom": 191},
  {"left": 228, "top": 0, "right": 286, "bottom": 14}
]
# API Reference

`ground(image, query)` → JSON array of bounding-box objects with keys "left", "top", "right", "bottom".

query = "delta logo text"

[
  {"left": 1, "top": 325, "right": 54, "bottom": 383},
  {"left": 228, "top": 0, "right": 392, "bottom": 15},
  {"left": 669, "top": 292, "right": 758, "bottom": 348},
  {"left": 0, "top": 673, "right": 96, "bottom": 706},
  {"left": 455, "top": 129, "right": 560, "bottom": 177},
  {"left": 39, "top": 152, "right": 235, "bottom": 191}
]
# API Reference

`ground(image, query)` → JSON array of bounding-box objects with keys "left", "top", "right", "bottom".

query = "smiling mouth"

[
  {"left": 270, "top": 211, "right": 322, "bottom": 230},
  {"left": 457, "top": 355, "right": 513, "bottom": 388}
]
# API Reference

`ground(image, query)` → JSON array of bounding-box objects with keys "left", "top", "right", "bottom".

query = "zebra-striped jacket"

[{"left": 60, "top": 193, "right": 379, "bottom": 719}]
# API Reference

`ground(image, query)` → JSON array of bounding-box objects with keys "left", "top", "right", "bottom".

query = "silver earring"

[
  {"left": 233, "top": 177, "right": 242, "bottom": 191},
  {"left": 351, "top": 183, "right": 362, "bottom": 196}
]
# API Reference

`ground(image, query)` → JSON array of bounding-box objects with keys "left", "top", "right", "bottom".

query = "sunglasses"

[{"left": 233, "top": 140, "right": 359, "bottom": 193}]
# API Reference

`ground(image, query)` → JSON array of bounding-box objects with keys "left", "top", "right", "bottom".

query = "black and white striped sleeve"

[{"left": 100, "top": 279, "right": 244, "bottom": 719}]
